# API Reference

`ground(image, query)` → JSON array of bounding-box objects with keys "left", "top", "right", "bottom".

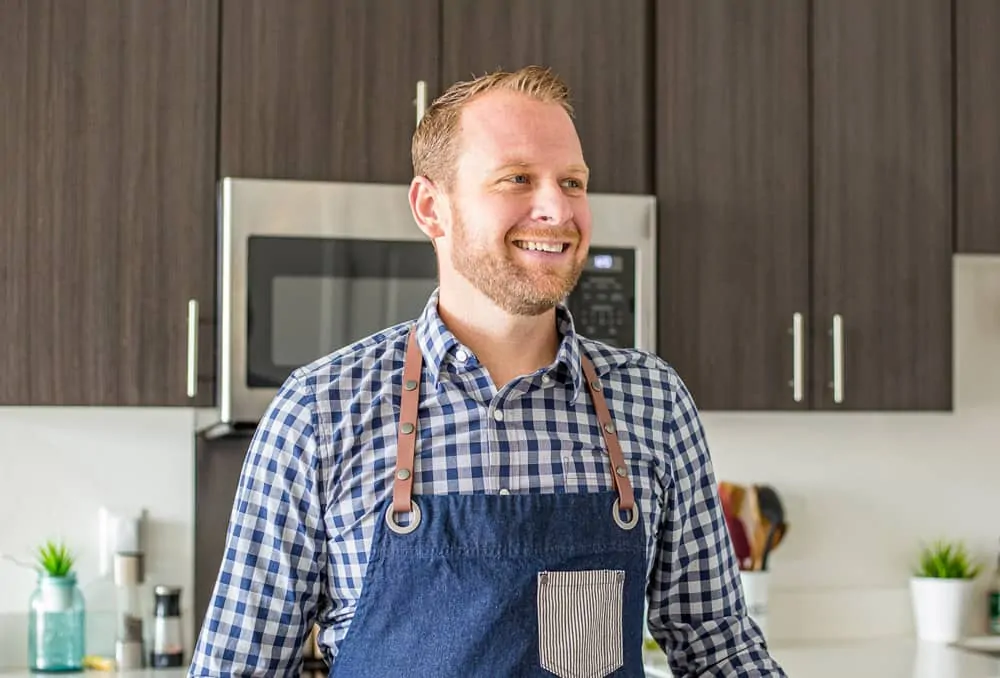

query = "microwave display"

[{"left": 565, "top": 248, "right": 636, "bottom": 348}]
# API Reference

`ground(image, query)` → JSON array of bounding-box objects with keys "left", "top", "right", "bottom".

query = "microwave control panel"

[{"left": 565, "top": 248, "right": 636, "bottom": 349}]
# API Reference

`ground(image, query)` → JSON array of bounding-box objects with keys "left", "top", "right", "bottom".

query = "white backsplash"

[
  {"left": 0, "top": 256, "right": 997, "bottom": 668},
  {"left": 0, "top": 408, "right": 198, "bottom": 668}
]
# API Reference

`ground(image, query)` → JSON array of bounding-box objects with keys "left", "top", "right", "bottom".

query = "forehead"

[{"left": 455, "top": 90, "right": 585, "bottom": 171}]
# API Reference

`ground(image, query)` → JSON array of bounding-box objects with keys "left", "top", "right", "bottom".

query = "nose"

[{"left": 530, "top": 181, "right": 573, "bottom": 226}]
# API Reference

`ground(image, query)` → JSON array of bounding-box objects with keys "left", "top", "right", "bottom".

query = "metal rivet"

[
  {"left": 401, "top": 423, "right": 415, "bottom": 434},
  {"left": 603, "top": 422, "right": 616, "bottom": 434},
  {"left": 615, "top": 466, "right": 627, "bottom": 477},
  {"left": 404, "top": 379, "right": 417, "bottom": 391},
  {"left": 591, "top": 379, "right": 602, "bottom": 390},
  {"left": 396, "top": 468, "right": 411, "bottom": 481}
]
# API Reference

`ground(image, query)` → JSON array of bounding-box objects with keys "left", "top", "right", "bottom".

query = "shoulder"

[
  {"left": 287, "top": 321, "right": 411, "bottom": 397},
  {"left": 578, "top": 337, "right": 689, "bottom": 400}
]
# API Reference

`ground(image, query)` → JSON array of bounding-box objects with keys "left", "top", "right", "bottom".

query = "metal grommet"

[
  {"left": 385, "top": 500, "right": 422, "bottom": 535},
  {"left": 590, "top": 379, "right": 602, "bottom": 391},
  {"left": 404, "top": 379, "right": 417, "bottom": 391},
  {"left": 615, "top": 466, "right": 627, "bottom": 478},
  {"left": 603, "top": 422, "right": 616, "bottom": 434},
  {"left": 612, "top": 498, "right": 639, "bottom": 531},
  {"left": 400, "top": 422, "right": 415, "bottom": 435},
  {"left": 396, "top": 468, "right": 411, "bottom": 481}
]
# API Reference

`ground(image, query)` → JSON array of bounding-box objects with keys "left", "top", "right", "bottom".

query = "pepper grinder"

[
  {"left": 151, "top": 585, "right": 185, "bottom": 667},
  {"left": 113, "top": 552, "right": 145, "bottom": 670}
]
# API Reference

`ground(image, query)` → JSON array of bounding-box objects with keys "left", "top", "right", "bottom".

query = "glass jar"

[{"left": 27, "top": 573, "right": 86, "bottom": 673}]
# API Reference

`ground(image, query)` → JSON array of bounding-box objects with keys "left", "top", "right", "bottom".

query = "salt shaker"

[{"left": 150, "top": 586, "right": 184, "bottom": 667}]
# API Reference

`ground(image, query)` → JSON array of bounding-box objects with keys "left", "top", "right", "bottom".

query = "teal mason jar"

[{"left": 27, "top": 573, "right": 85, "bottom": 673}]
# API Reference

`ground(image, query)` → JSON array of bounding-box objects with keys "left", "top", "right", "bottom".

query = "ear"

[{"left": 409, "top": 175, "right": 447, "bottom": 240}]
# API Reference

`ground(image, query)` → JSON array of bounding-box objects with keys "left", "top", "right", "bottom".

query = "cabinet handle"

[
  {"left": 187, "top": 299, "right": 199, "bottom": 398},
  {"left": 830, "top": 313, "right": 844, "bottom": 404},
  {"left": 790, "top": 312, "right": 804, "bottom": 402},
  {"left": 415, "top": 80, "right": 428, "bottom": 126}
]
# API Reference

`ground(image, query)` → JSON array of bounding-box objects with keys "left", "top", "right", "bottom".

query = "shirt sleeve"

[
  {"left": 647, "top": 371, "right": 788, "bottom": 677},
  {"left": 188, "top": 374, "right": 326, "bottom": 677}
]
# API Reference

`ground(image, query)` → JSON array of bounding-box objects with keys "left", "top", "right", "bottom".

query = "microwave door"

[{"left": 245, "top": 234, "right": 438, "bottom": 391}]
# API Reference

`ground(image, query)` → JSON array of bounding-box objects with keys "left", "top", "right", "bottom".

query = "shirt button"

[
  {"left": 493, "top": 409, "right": 504, "bottom": 422},
  {"left": 499, "top": 488, "right": 510, "bottom": 496},
  {"left": 541, "top": 374, "right": 553, "bottom": 384},
  {"left": 455, "top": 348, "right": 469, "bottom": 362}
]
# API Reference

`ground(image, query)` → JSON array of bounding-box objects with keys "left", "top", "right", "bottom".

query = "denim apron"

[{"left": 331, "top": 328, "right": 649, "bottom": 677}]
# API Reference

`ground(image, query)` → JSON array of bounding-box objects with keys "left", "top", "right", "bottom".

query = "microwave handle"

[
  {"left": 415, "top": 80, "right": 428, "bottom": 126},
  {"left": 187, "top": 299, "right": 199, "bottom": 398}
]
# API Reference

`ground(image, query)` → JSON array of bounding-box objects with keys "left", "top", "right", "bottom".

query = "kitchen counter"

[
  {"left": 2, "top": 640, "right": 999, "bottom": 676},
  {"left": 643, "top": 638, "right": 1000, "bottom": 677}
]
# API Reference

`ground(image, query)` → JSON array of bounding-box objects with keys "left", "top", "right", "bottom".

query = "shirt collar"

[{"left": 414, "top": 288, "right": 586, "bottom": 401}]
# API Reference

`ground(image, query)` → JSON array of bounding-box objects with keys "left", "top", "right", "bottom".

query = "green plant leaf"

[
  {"left": 35, "top": 539, "right": 75, "bottom": 577},
  {"left": 914, "top": 539, "right": 982, "bottom": 579}
]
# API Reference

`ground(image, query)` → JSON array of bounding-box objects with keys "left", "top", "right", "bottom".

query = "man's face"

[{"left": 439, "top": 90, "right": 592, "bottom": 316}]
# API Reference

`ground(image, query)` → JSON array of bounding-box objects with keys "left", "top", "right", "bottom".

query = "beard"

[{"left": 449, "top": 207, "right": 585, "bottom": 316}]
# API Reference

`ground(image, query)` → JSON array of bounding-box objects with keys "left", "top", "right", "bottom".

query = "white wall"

[{"left": 0, "top": 256, "right": 996, "bottom": 667}]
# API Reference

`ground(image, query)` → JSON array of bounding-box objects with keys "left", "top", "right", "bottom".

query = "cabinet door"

[
  {"left": 0, "top": 1, "right": 31, "bottom": 403},
  {"left": 656, "top": 1, "right": 810, "bottom": 410},
  {"left": 957, "top": 0, "right": 1000, "bottom": 254},
  {"left": 813, "top": 0, "right": 952, "bottom": 410},
  {"left": 0, "top": 0, "right": 218, "bottom": 406},
  {"left": 219, "top": 0, "right": 439, "bottom": 183},
  {"left": 441, "top": 0, "right": 651, "bottom": 194}
]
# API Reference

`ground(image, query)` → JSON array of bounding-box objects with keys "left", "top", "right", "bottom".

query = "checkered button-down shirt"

[{"left": 189, "top": 290, "right": 786, "bottom": 677}]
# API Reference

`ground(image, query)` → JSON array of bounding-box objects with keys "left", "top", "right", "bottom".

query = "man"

[{"left": 190, "top": 66, "right": 786, "bottom": 677}]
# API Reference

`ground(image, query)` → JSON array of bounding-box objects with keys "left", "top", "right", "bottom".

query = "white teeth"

[{"left": 516, "top": 241, "right": 564, "bottom": 253}]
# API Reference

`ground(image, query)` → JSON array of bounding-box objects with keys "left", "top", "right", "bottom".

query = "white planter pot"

[{"left": 910, "top": 576, "right": 975, "bottom": 643}]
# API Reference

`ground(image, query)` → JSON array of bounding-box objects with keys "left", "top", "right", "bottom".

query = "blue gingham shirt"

[{"left": 190, "top": 290, "right": 785, "bottom": 677}]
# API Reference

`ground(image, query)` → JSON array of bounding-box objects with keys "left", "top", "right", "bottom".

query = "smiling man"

[{"left": 189, "top": 66, "right": 787, "bottom": 677}]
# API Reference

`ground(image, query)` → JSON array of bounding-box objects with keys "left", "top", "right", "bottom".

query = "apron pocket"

[{"left": 537, "top": 569, "right": 625, "bottom": 678}]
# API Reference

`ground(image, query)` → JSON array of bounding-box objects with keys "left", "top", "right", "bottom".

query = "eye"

[
  {"left": 562, "top": 177, "right": 586, "bottom": 190},
  {"left": 507, "top": 174, "right": 530, "bottom": 185}
]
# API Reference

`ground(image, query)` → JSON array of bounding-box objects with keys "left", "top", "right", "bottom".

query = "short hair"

[{"left": 411, "top": 65, "right": 575, "bottom": 187}]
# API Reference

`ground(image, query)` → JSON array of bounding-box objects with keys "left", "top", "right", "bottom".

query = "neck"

[{"left": 437, "top": 280, "right": 561, "bottom": 388}]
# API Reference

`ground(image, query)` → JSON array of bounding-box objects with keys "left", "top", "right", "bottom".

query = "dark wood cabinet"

[
  {"left": 219, "top": 0, "right": 440, "bottom": 184},
  {"left": 656, "top": 1, "right": 811, "bottom": 409},
  {"left": 956, "top": 0, "right": 1000, "bottom": 254},
  {"left": 812, "top": 0, "right": 952, "bottom": 410},
  {"left": 656, "top": 0, "right": 953, "bottom": 412},
  {"left": 0, "top": 0, "right": 218, "bottom": 406},
  {"left": 441, "top": 0, "right": 652, "bottom": 194},
  {"left": 0, "top": 1, "right": 32, "bottom": 404}
]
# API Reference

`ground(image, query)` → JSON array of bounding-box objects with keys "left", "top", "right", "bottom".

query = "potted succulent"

[
  {"left": 910, "top": 539, "right": 982, "bottom": 643},
  {"left": 28, "top": 540, "right": 86, "bottom": 672}
]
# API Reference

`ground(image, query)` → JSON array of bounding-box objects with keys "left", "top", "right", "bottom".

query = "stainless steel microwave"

[{"left": 217, "top": 178, "right": 657, "bottom": 425}]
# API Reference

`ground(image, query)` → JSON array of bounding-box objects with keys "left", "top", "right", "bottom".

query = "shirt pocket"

[
  {"left": 560, "top": 445, "right": 614, "bottom": 494},
  {"left": 537, "top": 569, "right": 625, "bottom": 678}
]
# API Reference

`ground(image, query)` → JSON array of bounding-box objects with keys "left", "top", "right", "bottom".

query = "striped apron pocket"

[{"left": 537, "top": 569, "right": 625, "bottom": 678}]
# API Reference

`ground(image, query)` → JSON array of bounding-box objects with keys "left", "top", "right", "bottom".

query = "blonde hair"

[{"left": 411, "top": 65, "right": 575, "bottom": 187}]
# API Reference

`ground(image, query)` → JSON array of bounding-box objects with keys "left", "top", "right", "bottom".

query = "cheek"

[{"left": 574, "top": 205, "right": 593, "bottom": 240}]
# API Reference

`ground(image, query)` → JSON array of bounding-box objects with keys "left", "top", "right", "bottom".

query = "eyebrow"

[{"left": 492, "top": 161, "right": 590, "bottom": 177}]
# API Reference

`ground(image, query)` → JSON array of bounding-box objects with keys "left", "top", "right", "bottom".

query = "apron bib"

[{"left": 331, "top": 328, "right": 649, "bottom": 677}]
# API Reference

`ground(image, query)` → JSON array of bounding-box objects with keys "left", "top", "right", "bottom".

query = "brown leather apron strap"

[
  {"left": 580, "top": 356, "right": 636, "bottom": 513},
  {"left": 393, "top": 326, "right": 423, "bottom": 514}
]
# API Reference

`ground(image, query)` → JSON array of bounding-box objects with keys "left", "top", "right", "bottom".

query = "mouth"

[{"left": 512, "top": 240, "right": 571, "bottom": 254}]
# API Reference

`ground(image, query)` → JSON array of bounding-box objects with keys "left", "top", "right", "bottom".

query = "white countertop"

[
  {"left": 642, "top": 638, "right": 1000, "bottom": 677},
  {"left": 2, "top": 639, "right": 998, "bottom": 677}
]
